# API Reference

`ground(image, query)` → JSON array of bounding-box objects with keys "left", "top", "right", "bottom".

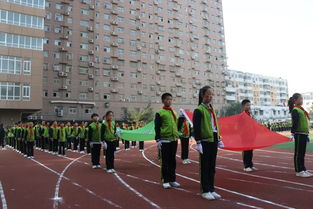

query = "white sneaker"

[
  {"left": 169, "top": 182, "right": 180, "bottom": 188},
  {"left": 296, "top": 171, "right": 312, "bottom": 178},
  {"left": 125, "top": 148, "right": 130, "bottom": 151},
  {"left": 139, "top": 149, "right": 144, "bottom": 152},
  {"left": 162, "top": 183, "right": 171, "bottom": 189},
  {"left": 111, "top": 169, "right": 116, "bottom": 173},
  {"left": 251, "top": 167, "right": 258, "bottom": 171},
  {"left": 107, "top": 169, "right": 114, "bottom": 174},
  {"left": 211, "top": 192, "right": 221, "bottom": 199},
  {"left": 243, "top": 167, "right": 253, "bottom": 172},
  {"left": 305, "top": 171, "right": 313, "bottom": 177},
  {"left": 201, "top": 192, "right": 215, "bottom": 200},
  {"left": 116, "top": 147, "right": 120, "bottom": 150},
  {"left": 80, "top": 151, "right": 84, "bottom": 154},
  {"left": 92, "top": 165, "right": 97, "bottom": 169},
  {"left": 182, "top": 159, "right": 191, "bottom": 164},
  {"left": 96, "top": 165, "right": 101, "bottom": 168}
]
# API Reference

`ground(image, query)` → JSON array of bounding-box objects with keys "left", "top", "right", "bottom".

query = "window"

[
  {"left": 0, "top": 33, "right": 43, "bottom": 50},
  {"left": 103, "top": 24, "right": 111, "bottom": 31},
  {"left": 22, "top": 84, "right": 30, "bottom": 100},
  {"left": 79, "top": 93, "right": 87, "bottom": 100},
  {"left": 0, "top": 10, "right": 44, "bottom": 29},
  {"left": 104, "top": 47, "right": 111, "bottom": 53},
  {"left": 0, "top": 56, "right": 21, "bottom": 74},
  {"left": 69, "top": 107, "right": 77, "bottom": 114},
  {"left": 23, "top": 59, "right": 31, "bottom": 74},
  {"left": 0, "top": 82, "right": 20, "bottom": 100}
]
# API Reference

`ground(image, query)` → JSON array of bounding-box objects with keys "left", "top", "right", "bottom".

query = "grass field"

[{"left": 271, "top": 133, "right": 313, "bottom": 152}]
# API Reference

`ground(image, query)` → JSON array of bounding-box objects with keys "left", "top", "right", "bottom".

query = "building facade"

[
  {"left": 38, "top": 0, "right": 227, "bottom": 121},
  {"left": 0, "top": 0, "right": 45, "bottom": 126},
  {"left": 302, "top": 92, "right": 313, "bottom": 111},
  {"left": 225, "top": 69, "right": 289, "bottom": 121}
]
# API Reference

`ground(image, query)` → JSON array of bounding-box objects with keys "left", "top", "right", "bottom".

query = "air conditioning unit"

[
  {"left": 111, "top": 89, "right": 118, "bottom": 93},
  {"left": 88, "top": 39, "right": 94, "bottom": 44},
  {"left": 60, "top": 47, "right": 66, "bottom": 51},
  {"left": 156, "top": 81, "right": 161, "bottom": 85},
  {"left": 136, "top": 46, "right": 142, "bottom": 50},
  {"left": 87, "top": 26, "right": 93, "bottom": 31},
  {"left": 64, "top": 11, "right": 70, "bottom": 16},
  {"left": 64, "top": 35, "right": 69, "bottom": 39},
  {"left": 89, "top": 5, "right": 95, "bottom": 10},
  {"left": 88, "top": 74, "right": 94, "bottom": 79},
  {"left": 111, "top": 42, "right": 118, "bottom": 47},
  {"left": 111, "top": 10, "right": 117, "bottom": 15},
  {"left": 89, "top": 62, "right": 94, "bottom": 67},
  {"left": 136, "top": 15, "right": 141, "bottom": 20},
  {"left": 155, "top": 49, "right": 159, "bottom": 54},
  {"left": 111, "top": 65, "right": 118, "bottom": 70},
  {"left": 58, "top": 71, "right": 65, "bottom": 77},
  {"left": 137, "top": 68, "right": 142, "bottom": 72},
  {"left": 111, "top": 21, "right": 117, "bottom": 25},
  {"left": 138, "top": 90, "right": 143, "bottom": 95},
  {"left": 88, "top": 87, "right": 94, "bottom": 92},
  {"left": 88, "top": 50, "right": 94, "bottom": 55},
  {"left": 57, "top": 109, "right": 64, "bottom": 117},
  {"left": 111, "top": 77, "right": 119, "bottom": 81},
  {"left": 60, "top": 85, "right": 68, "bottom": 90},
  {"left": 111, "top": 31, "right": 117, "bottom": 36}
]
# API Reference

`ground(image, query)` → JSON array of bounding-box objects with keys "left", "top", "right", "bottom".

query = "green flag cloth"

[{"left": 120, "top": 121, "right": 155, "bottom": 141}]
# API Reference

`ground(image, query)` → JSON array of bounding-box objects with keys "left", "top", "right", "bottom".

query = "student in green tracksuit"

[
  {"left": 78, "top": 122, "right": 86, "bottom": 153},
  {"left": 21, "top": 124, "right": 27, "bottom": 156},
  {"left": 289, "top": 93, "right": 313, "bottom": 178},
  {"left": 57, "top": 123, "right": 66, "bottom": 156},
  {"left": 154, "top": 93, "right": 180, "bottom": 189},
  {"left": 72, "top": 123, "right": 79, "bottom": 152},
  {"left": 102, "top": 111, "right": 117, "bottom": 173},
  {"left": 193, "top": 86, "right": 224, "bottom": 200},
  {"left": 7, "top": 128, "right": 14, "bottom": 150},
  {"left": 34, "top": 122, "right": 42, "bottom": 149},
  {"left": 65, "top": 122, "right": 72, "bottom": 150},
  {"left": 49, "top": 122, "right": 58, "bottom": 154},
  {"left": 42, "top": 122, "right": 50, "bottom": 151},
  {"left": 24, "top": 122, "right": 35, "bottom": 158},
  {"left": 178, "top": 116, "right": 192, "bottom": 164},
  {"left": 88, "top": 113, "right": 102, "bottom": 168}
]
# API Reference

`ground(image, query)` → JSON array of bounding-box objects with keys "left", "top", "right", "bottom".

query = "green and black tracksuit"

[
  {"left": 102, "top": 120, "right": 117, "bottom": 170},
  {"left": 154, "top": 108, "right": 179, "bottom": 183},
  {"left": 65, "top": 126, "right": 72, "bottom": 149},
  {"left": 42, "top": 125, "right": 49, "bottom": 150},
  {"left": 291, "top": 106, "right": 310, "bottom": 173},
  {"left": 24, "top": 127, "right": 35, "bottom": 157},
  {"left": 49, "top": 126, "right": 58, "bottom": 152},
  {"left": 78, "top": 126, "right": 86, "bottom": 152},
  {"left": 178, "top": 117, "right": 192, "bottom": 160},
  {"left": 72, "top": 126, "right": 79, "bottom": 151},
  {"left": 193, "top": 103, "right": 219, "bottom": 193},
  {"left": 57, "top": 127, "right": 66, "bottom": 155},
  {"left": 88, "top": 122, "right": 102, "bottom": 166}
]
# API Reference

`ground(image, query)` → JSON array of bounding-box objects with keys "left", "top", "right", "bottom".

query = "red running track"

[{"left": 0, "top": 141, "right": 312, "bottom": 209}]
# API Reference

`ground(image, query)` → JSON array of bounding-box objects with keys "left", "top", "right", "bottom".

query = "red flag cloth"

[{"left": 183, "top": 110, "right": 289, "bottom": 151}]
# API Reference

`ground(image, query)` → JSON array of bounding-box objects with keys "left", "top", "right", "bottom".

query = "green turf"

[{"left": 270, "top": 133, "right": 313, "bottom": 152}]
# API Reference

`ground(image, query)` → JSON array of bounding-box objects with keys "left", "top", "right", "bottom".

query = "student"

[
  {"left": 102, "top": 111, "right": 118, "bottom": 173},
  {"left": 49, "top": 122, "right": 58, "bottom": 154},
  {"left": 78, "top": 122, "right": 86, "bottom": 153},
  {"left": 42, "top": 122, "right": 50, "bottom": 152},
  {"left": 88, "top": 113, "right": 102, "bottom": 169},
  {"left": 72, "top": 123, "right": 79, "bottom": 152},
  {"left": 65, "top": 122, "right": 72, "bottom": 150},
  {"left": 178, "top": 116, "right": 192, "bottom": 164},
  {"left": 85, "top": 122, "right": 91, "bottom": 155},
  {"left": 57, "top": 123, "right": 66, "bottom": 156},
  {"left": 155, "top": 93, "right": 180, "bottom": 189},
  {"left": 0, "top": 124, "right": 5, "bottom": 150},
  {"left": 288, "top": 93, "right": 313, "bottom": 178},
  {"left": 241, "top": 99, "right": 257, "bottom": 172},
  {"left": 25, "top": 122, "right": 35, "bottom": 158},
  {"left": 193, "top": 86, "right": 224, "bottom": 200}
]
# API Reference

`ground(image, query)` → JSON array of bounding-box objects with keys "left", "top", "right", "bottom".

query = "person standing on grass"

[
  {"left": 57, "top": 123, "right": 66, "bottom": 156},
  {"left": 88, "top": 113, "right": 102, "bottom": 169},
  {"left": 102, "top": 111, "right": 118, "bottom": 173},
  {"left": 193, "top": 86, "right": 224, "bottom": 201},
  {"left": 288, "top": 93, "right": 313, "bottom": 178},
  {"left": 154, "top": 93, "right": 180, "bottom": 189},
  {"left": 241, "top": 99, "right": 258, "bottom": 172},
  {"left": 178, "top": 115, "right": 192, "bottom": 164}
]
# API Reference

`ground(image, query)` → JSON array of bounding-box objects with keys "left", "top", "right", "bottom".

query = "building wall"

[
  {"left": 39, "top": 0, "right": 227, "bottom": 121},
  {"left": 0, "top": 0, "right": 45, "bottom": 125}
]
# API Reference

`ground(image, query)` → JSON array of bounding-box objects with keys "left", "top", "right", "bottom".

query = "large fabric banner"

[{"left": 120, "top": 111, "right": 290, "bottom": 150}]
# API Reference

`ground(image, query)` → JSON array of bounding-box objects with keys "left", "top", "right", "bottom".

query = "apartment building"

[
  {"left": 225, "top": 69, "right": 289, "bottom": 121},
  {"left": 38, "top": 0, "right": 227, "bottom": 121},
  {"left": 0, "top": 0, "right": 45, "bottom": 126}
]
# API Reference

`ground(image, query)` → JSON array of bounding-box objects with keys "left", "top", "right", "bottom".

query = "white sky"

[{"left": 222, "top": 0, "right": 313, "bottom": 95}]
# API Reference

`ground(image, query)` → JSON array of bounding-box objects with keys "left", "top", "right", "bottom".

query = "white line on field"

[{"left": 0, "top": 181, "right": 8, "bottom": 209}]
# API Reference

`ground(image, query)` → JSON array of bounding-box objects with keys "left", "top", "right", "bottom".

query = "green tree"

[
  {"left": 126, "top": 103, "right": 154, "bottom": 124},
  {"left": 220, "top": 102, "right": 242, "bottom": 117}
]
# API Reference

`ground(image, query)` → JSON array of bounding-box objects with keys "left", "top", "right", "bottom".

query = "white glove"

[
  {"left": 289, "top": 135, "right": 295, "bottom": 142},
  {"left": 103, "top": 141, "right": 107, "bottom": 150},
  {"left": 157, "top": 140, "right": 162, "bottom": 149},
  {"left": 196, "top": 143, "right": 203, "bottom": 154},
  {"left": 218, "top": 141, "right": 225, "bottom": 148}
]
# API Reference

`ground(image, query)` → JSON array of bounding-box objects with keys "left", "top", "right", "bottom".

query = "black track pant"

[
  {"left": 125, "top": 140, "right": 130, "bottom": 149},
  {"left": 160, "top": 140, "right": 178, "bottom": 183},
  {"left": 200, "top": 134, "right": 218, "bottom": 193},
  {"left": 91, "top": 143, "right": 101, "bottom": 166},
  {"left": 180, "top": 137, "right": 189, "bottom": 160},
  {"left": 53, "top": 138, "right": 58, "bottom": 152},
  {"left": 86, "top": 140, "right": 91, "bottom": 154},
  {"left": 59, "top": 142, "right": 65, "bottom": 155},
  {"left": 242, "top": 150, "right": 254, "bottom": 168},
  {"left": 294, "top": 134, "right": 308, "bottom": 172},
  {"left": 79, "top": 138, "right": 85, "bottom": 152},
  {"left": 139, "top": 141, "right": 144, "bottom": 150},
  {"left": 27, "top": 141, "right": 34, "bottom": 157},
  {"left": 105, "top": 140, "right": 116, "bottom": 170},
  {"left": 73, "top": 137, "right": 79, "bottom": 151}
]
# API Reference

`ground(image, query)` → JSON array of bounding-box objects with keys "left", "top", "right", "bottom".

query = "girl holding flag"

[
  {"left": 193, "top": 86, "right": 224, "bottom": 200},
  {"left": 288, "top": 93, "right": 313, "bottom": 178}
]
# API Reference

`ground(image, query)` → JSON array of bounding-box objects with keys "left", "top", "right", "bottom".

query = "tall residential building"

[
  {"left": 302, "top": 92, "right": 313, "bottom": 111},
  {"left": 225, "top": 69, "right": 289, "bottom": 121},
  {"left": 39, "top": 0, "right": 227, "bottom": 121},
  {"left": 0, "top": 0, "right": 45, "bottom": 126}
]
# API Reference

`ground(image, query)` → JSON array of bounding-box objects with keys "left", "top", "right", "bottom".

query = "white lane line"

[
  {"left": 114, "top": 173, "right": 161, "bottom": 209},
  {"left": 237, "top": 202, "right": 263, "bottom": 209},
  {"left": 30, "top": 159, "right": 122, "bottom": 208},
  {"left": 189, "top": 146, "right": 313, "bottom": 190},
  {"left": 142, "top": 150, "right": 295, "bottom": 209},
  {"left": 0, "top": 181, "right": 8, "bottom": 209},
  {"left": 53, "top": 155, "right": 86, "bottom": 209}
]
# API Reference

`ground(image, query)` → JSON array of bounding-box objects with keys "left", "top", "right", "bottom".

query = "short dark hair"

[
  {"left": 241, "top": 99, "right": 251, "bottom": 106},
  {"left": 91, "top": 113, "right": 99, "bottom": 118},
  {"left": 161, "top": 93, "right": 172, "bottom": 101},
  {"left": 105, "top": 111, "right": 113, "bottom": 117}
]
